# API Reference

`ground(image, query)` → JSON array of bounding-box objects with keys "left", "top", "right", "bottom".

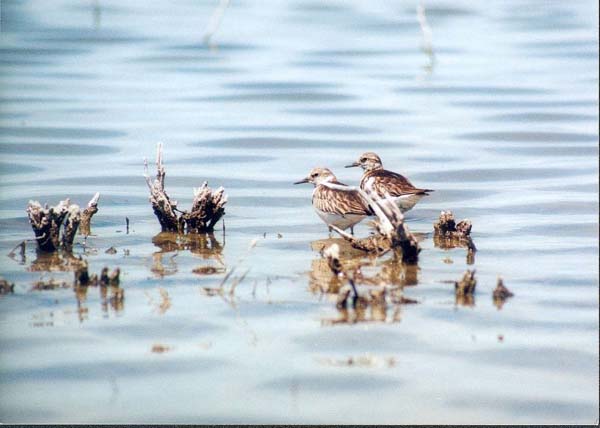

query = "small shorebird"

[
  {"left": 346, "top": 152, "right": 433, "bottom": 213},
  {"left": 294, "top": 167, "right": 371, "bottom": 235}
]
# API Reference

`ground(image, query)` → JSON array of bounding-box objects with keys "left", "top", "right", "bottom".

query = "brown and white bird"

[
  {"left": 346, "top": 152, "right": 433, "bottom": 213},
  {"left": 294, "top": 167, "right": 371, "bottom": 234}
]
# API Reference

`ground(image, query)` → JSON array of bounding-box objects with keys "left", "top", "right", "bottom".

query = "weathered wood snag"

[
  {"left": 493, "top": 277, "right": 514, "bottom": 309},
  {"left": 74, "top": 263, "right": 119, "bottom": 288},
  {"left": 330, "top": 185, "right": 420, "bottom": 264},
  {"left": 183, "top": 183, "right": 227, "bottom": 233},
  {"left": 454, "top": 269, "right": 477, "bottom": 306},
  {"left": 61, "top": 204, "right": 81, "bottom": 251},
  {"left": 0, "top": 278, "right": 15, "bottom": 294},
  {"left": 74, "top": 261, "right": 92, "bottom": 286},
  {"left": 434, "top": 210, "right": 476, "bottom": 250},
  {"left": 26, "top": 199, "right": 70, "bottom": 252},
  {"left": 455, "top": 269, "right": 477, "bottom": 296},
  {"left": 144, "top": 143, "right": 227, "bottom": 233},
  {"left": 26, "top": 199, "right": 85, "bottom": 252},
  {"left": 434, "top": 210, "right": 476, "bottom": 264},
  {"left": 79, "top": 192, "right": 100, "bottom": 236}
]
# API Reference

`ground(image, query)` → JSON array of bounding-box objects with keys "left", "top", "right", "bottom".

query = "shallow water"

[{"left": 0, "top": 0, "right": 598, "bottom": 424}]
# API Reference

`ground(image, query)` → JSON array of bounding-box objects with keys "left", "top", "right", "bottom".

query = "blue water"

[{"left": 0, "top": 0, "right": 598, "bottom": 423}]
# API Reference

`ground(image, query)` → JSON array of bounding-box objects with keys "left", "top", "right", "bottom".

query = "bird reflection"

[{"left": 309, "top": 238, "right": 420, "bottom": 325}]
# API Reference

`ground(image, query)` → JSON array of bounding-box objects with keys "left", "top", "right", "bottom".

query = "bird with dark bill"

[
  {"left": 346, "top": 152, "right": 433, "bottom": 213},
  {"left": 294, "top": 167, "right": 371, "bottom": 235}
]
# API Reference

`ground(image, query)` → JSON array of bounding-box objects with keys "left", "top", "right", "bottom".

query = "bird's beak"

[
  {"left": 345, "top": 161, "right": 360, "bottom": 168},
  {"left": 293, "top": 177, "right": 310, "bottom": 185}
]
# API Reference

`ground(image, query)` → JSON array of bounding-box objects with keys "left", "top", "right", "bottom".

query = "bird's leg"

[
  {"left": 350, "top": 226, "right": 355, "bottom": 236},
  {"left": 348, "top": 278, "right": 359, "bottom": 308},
  {"left": 328, "top": 226, "right": 333, "bottom": 239}
]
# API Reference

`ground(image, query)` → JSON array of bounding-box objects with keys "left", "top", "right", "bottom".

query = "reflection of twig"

[
  {"left": 417, "top": 1, "right": 435, "bottom": 70},
  {"left": 145, "top": 288, "right": 172, "bottom": 314},
  {"left": 203, "top": 0, "right": 230, "bottom": 47},
  {"left": 7, "top": 240, "right": 28, "bottom": 264},
  {"left": 92, "top": 0, "right": 101, "bottom": 29}
]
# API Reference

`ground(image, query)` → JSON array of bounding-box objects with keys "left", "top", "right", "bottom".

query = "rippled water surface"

[{"left": 0, "top": 0, "right": 598, "bottom": 424}]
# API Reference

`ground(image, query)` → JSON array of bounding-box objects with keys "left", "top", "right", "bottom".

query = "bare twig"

[
  {"left": 144, "top": 143, "right": 227, "bottom": 233},
  {"left": 326, "top": 182, "right": 420, "bottom": 263},
  {"left": 417, "top": 1, "right": 435, "bottom": 69},
  {"left": 80, "top": 192, "right": 100, "bottom": 236},
  {"left": 203, "top": 0, "right": 230, "bottom": 46}
]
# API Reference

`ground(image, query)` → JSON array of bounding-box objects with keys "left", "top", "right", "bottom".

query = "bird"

[
  {"left": 346, "top": 152, "right": 433, "bottom": 213},
  {"left": 294, "top": 167, "right": 371, "bottom": 235}
]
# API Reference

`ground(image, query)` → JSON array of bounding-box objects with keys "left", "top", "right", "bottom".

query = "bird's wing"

[
  {"left": 364, "top": 170, "right": 431, "bottom": 196},
  {"left": 313, "top": 184, "right": 370, "bottom": 216}
]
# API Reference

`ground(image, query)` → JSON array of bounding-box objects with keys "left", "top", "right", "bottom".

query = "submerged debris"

[
  {"left": 109, "top": 287, "right": 125, "bottom": 310},
  {"left": 26, "top": 194, "right": 99, "bottom": 252},
  {"left": 0, "top": 278, "right": 15, "bottom": 294},
  {"left": 145, "top": 288, "right": 172, "bottom": 315},
  {"left": 455, "top": 269, "right": 477, "bottom": 296},
  {"left": 28, "top": 251, "right": 87, "bottom": 272},
  {"left": 493, "top": 277, "right": 514, "bottom": 309},
  {"left": 319, "top": 242, "right": 418, "bottom": 321},
  {"left": 330, "top": 184, "right": 420, "bottom": 263},
  {"left": 454, "top": 269, "right": 477, "bottom": 306},
  {"left": 317, "top": 354, "right": 396, "bottom": 368},
  {"left": 79, "top": 192, "right": 100, "bottom": 236},
  {"left": 192, "top": 266, "right": 226, "bottom": 275},
  {"left": 74, "top": 263, "right": 120, "bottom": 288},
  {"left": 151, "top": 344, "right": 172, "bottom": 354},
  {"left": 74, "top": 261, "right": 93, "bottom": 286},
  {"left": 32, "top": 278, "right": 70, "bottom": 291},
  {"left": 144, "top": 143, "right": 227, "bottom": 233},
  {"left": 26, "top": 199, "right": 76, "bottom": 252},
  {"left": 434, "top": 210, "right": 476, "bottom": 264}
]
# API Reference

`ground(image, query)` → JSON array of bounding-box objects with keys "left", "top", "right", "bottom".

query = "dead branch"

[
  {"left": 26, "top": 199, "right": 82, "bottom": 252},
  {"left": 434, "top": 210, "right": 476, "bottom": 264},
  {"left": 79, "top": 192, "right": 100, "bottom": 236},
  {"left": 62, "top": 204, "right": 81, "bottom": 251},
  {"left": 0, "top": 277, "right": 15, "bottom": 294},
  {"left": 183, "top": 182, "right": 228, "bottom": 233},
  {"left": 327, "top": 183, "right": 420, "bottom": 264},
  {"left": 493, "top": 277, "right": 514, "bottom": 309},
  {"left": 144, "top": 143, "right": 227, "bottom": 233},
  {"left": 454, "top": 270, "right": 477, "bottom": 306},
  {"left": 144, "top": 142, "right": 181, "bottom": 232},
  {"left": 455, "top": 269, "right": 477, "bottom": 296},
  {"left": 203, "top": 0, "right": 230, "bottom": 46}
]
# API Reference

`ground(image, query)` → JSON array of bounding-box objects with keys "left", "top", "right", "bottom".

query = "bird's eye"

[
  {"left": 311, "top": 173, "right": 318, "bottom": 177},
  {"left": 360, "top": 158, "right": 366, "bottom": 162}
]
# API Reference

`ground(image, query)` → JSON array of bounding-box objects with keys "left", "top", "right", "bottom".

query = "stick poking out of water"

[
  {"left": 327, "top": 182, "right": 420, "bottom": 263},
  {"left": 417, "top": 1, "right": 435, "bottom": 70},
  {"left": 144, "top": 143, "right": 227, "bottom": 233},
  {"left": 80, "top": 192, "right": 100, "bottom": 237},
  {"left": 203, "top": 0, "right": 231, "bottom": 46},
  {"left": 26, "top": 198, "right": 90, "bottom": 252}
]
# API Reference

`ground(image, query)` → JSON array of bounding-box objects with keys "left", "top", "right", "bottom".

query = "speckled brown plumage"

[
  {"left": 312, "top": 180, "right": 372, "bottom": 216},
  {"left": 360, "top": 169, "right": 432, "bottom": 197}
]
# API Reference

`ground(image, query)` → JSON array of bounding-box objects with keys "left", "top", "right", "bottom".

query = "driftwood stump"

[
  {"left": 330, "top": 185, "right": 420, "bottom": 264},
  {"left": 144, "top": 143, "right": 227, "bottom": 233},
  {"left": 493, "top": 277, "right": 514, "bottom": 309},
  {"left": 434, "top": 210, "right": 476, "bottom": 264},
  {"left": 79, "top": 192, "right": 100, "bottom": 236},
  {"left": 26, "top": 193, "right": 99, "bottom": 252},
  {"left": 434, "top": 210, "right": 476, "bottom": 250},
  {"left": 454, "top": 269, "right": 477, "bottom": 306}
]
